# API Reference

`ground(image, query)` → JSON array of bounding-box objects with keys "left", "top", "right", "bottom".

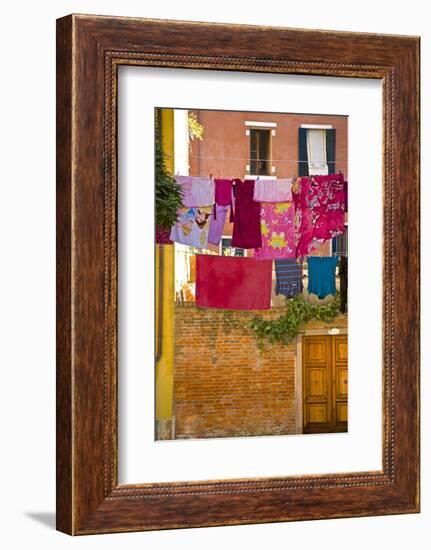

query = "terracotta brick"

[{"left": 173, "top": 304, "right": 300, "bottom": 439}]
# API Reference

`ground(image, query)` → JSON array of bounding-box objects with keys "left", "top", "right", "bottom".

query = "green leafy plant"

[
  {"left": 155, "top": 115, "right": 184, "bottom": 229},
  {"left": 249, "top": 293, "right": 342, "bottom": 348}
]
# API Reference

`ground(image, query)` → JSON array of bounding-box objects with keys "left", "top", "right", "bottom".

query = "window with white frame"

[
  {"left": 306, "top": 129, "right": 328, "bottom": 175},
  {"left": 299, "top": 124, "right": 336, "bottom": 176},
  {"left": 249, "top": 128, "right": 271, "bottom": 176},
  {"left": 245, "top": 121, "right": 276, "bottom": 177}
]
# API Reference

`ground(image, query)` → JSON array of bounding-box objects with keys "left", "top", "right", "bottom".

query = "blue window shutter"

[
  {"left": 298, "top": 128, "right": 309, "bottom": 176},
  {"left": 326, "top": 128, "right": 336, "bottom": 174},
  {"left": 331, "top": 236, "right": 338, "bottom": 255}
]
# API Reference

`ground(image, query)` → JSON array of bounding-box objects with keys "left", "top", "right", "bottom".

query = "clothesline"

[
  {"left": 166, "top": 153, "right": 347, "bottom": 164},
  {"left": 175, "top": 248, "right": 347, "bottom": 257}
]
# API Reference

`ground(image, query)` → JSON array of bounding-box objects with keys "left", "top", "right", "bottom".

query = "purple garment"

[
  {"left": 208, "top": 204, "right": 229, "bottom": 246},
  {"left": 231, "top": 179, "right": 262, "bottom": 249}
]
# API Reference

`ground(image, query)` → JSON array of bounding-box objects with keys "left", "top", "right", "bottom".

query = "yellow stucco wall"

[{"left": 155, "top": 109, "right": 175, "bottom": 424}]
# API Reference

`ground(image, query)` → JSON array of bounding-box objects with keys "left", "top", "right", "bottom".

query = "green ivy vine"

[
  {"left": 249, "top": 293, "right": 341, "bottom": 348},
  {"left": 222, "top": 311, "right": 243, "bottom": 332}
]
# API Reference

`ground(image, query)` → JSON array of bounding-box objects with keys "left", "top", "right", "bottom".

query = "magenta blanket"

[{"left": 195, "top": 255, "right": 272, "bottom": 310}]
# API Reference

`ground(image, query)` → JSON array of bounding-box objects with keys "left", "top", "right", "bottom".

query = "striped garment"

[{"left": 274, "top": 259, "right": 303, "bottom": 298}]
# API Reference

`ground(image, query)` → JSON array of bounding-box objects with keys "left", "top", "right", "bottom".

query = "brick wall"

[{"left": 173, "top": 303, "right": 299, "bottom": 439}]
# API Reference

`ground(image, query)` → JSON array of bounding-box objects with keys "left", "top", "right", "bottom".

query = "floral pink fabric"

[
  {"left": 254, "top": 202, "right": 296, "bottom": 260},
  {"left": 253, "top": 178, "right": 293, "bottom": 203},
  {"left": 292, "top": 173, "right": 347, "bottom": 257}
]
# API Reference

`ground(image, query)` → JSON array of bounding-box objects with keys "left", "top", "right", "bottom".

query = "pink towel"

[
  {"left": 253, "top": 178, "right": 293, "bottom": 202},
  {"left": 175, "top": 175, "right": 215, "bottom": 207}
]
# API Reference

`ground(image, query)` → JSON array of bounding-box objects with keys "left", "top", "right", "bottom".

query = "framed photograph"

[{"left": 56, "top": 14, "right": 420, "bottom": 534}]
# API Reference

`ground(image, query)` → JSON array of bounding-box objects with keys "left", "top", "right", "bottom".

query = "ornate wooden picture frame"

[{"left": 56, "top": 14, "right": 420, "bottom": 535}]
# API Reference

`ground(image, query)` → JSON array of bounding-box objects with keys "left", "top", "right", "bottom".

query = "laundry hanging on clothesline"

[
  {"left": 165, "top": 172, "right": 348, "bottom": 310},
  {"left": 166, "top": 173, "right": 347, "bottom": 260}
]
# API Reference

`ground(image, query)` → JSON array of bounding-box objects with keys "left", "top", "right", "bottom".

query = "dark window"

[
  {"left": 221, "top": 237, "right": 244, "bottom": 257},
  {"left": 331, "top": 226, "right": 348, "bottom": 257},
  {"left": 250, "top": 129, "right": 271, "bottom": 175}
]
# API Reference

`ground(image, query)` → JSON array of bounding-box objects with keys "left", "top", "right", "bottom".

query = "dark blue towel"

[
  {"left": 274, "top": 259, "right": 303, "bottom": 298},
  {"left": 307, "top": 256, "right": 337, "bottom": 299}
]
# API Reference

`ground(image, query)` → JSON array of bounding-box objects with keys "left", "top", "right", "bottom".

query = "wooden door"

[{"left": 302, "top": 335, "right": 348, "bottom": 433}]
